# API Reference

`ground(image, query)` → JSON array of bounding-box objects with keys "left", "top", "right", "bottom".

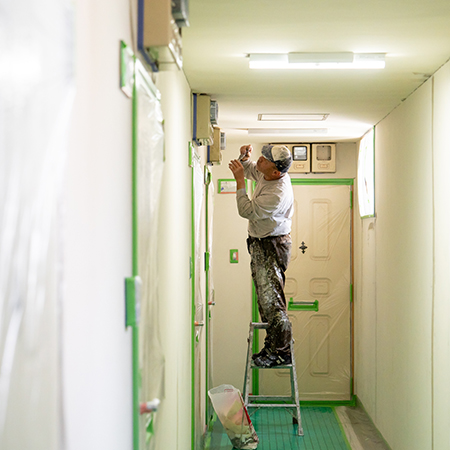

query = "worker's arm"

[
  {"left": 228, "top": 159, "right": 246, "bottom": 191},
  {"left": 238, "top": 144, "right": 259, "bottom": 180},
  {"left": 236, "top": 189, "right": 280, "bottom": 220}
]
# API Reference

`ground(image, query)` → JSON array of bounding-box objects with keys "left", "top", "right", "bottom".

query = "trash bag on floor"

[{"left": 208, "top": 384, "right": 259, "bottom": 449}]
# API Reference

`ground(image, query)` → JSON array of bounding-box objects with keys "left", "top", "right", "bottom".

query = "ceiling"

[{"left": 182, "top": 0, "right": 450, "bottom": 143}]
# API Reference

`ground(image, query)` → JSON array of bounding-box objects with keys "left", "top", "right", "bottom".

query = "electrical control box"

[
  {"left": 139, "top": 0, "right": 183, "bottom": 70},
  {"left": 193, "top": 93, "right": 214, "bottom": 146},
  {"left": 312, "top": 143, "right": 336, "bottom": 172},
  {"left": 287, "top": 144, "right": 311, "bottom": 173},
  {"left": 208, "top": 127, "right": 226, "bottom": 164}
]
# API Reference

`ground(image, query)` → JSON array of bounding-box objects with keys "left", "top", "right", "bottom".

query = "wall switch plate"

[{"left": 230, "top": 249, "right": 239, "bottom": 263}]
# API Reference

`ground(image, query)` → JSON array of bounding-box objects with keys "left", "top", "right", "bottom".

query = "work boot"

[
  {"left": 254, "top": 351, "right": 291, "bottom": 368},
  {"left": 252, "top": 347, "right": 269, "bottom": 361}
]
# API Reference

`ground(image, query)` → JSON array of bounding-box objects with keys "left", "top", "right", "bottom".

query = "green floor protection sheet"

[{"left": 206, "top": 407, "right": 351, "bottom": 450}]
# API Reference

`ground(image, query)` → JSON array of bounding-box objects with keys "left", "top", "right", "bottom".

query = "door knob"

[{"left": 299, "top": 241, "right": 308, "bottom": 254}]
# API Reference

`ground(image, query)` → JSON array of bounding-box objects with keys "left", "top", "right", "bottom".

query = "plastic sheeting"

[
  {"left": 192, "top": 149, "right": 205, "bottom": 447},
  {"left": 260, "top": 183, "right": 352, "bottom": 400},
  {"left": 335, "top": 405, "right": 391, "bottom": 450},
  {"left": 0, "top": 1, "right": 74, "bottom": 448},
  {"left": 209, "top": 385, "right": 258, "bottom": 449},
  {"left": 206, "top": 169, "right": 215, "bottom": 422},
  {"left": 134, "top": 62, "right": 165, "bottom": 445},
  {"left": 192, "top": 153, "right": 205, "bottom": 332}
]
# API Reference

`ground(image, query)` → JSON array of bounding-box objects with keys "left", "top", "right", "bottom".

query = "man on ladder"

[{"left": 229, "top": 144, "right": 294, "bottom": 368}]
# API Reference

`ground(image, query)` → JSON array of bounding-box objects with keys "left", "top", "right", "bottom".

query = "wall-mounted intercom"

[
  {"left": 312, "top": 143, "right": 336, "bottom": 172},
  {"left": 193, "top": 93, "right": 214, "bottom": 146},
  {"left": 288, "top": 144, "right": 311, "bottom": 174},
  {"left": 208, "top": 126, "right": 226, "bottom": 164}
]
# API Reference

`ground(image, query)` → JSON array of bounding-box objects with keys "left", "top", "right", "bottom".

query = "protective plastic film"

[
  {"left": 192, "top": 150, "right": 205, "bottom": 446},
  {"left": 193, "top": 154, "right": 205, "bottom": 330},
  {"left": 0, "top": 1, "right": 74, "bottom": 448},
  {"left": 206, "top": 170, "right": 215, "bottom": 421},
  {"left": 260, "top": 184, "right": 352, "bottom": 401},
  {"left": 335, "top": 405, "right": 391, "bottom": 449},
  {"left": 135, "top": 63, "right": 165, "bottom": 442}
]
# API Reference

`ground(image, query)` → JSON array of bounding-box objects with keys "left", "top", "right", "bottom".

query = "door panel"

[{"left": 260, "top": 183, "right": 352, "bottom": 401}]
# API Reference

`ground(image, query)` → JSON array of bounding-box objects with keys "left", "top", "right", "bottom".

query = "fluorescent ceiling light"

[
  {"left": 249, "top": 52, "right": 385, "bottom": 69},
  {"left": 248, "top": 128, "right": 328, "bottom": 135},
  {"left": 258, "top": 113, "right": 329, "bottom": 121}
]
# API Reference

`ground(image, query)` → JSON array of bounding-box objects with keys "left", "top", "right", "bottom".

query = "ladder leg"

[
  {"left": 242, "top": 323, "right": 254, "bottom": 406},
  {"left": 290, "top": 339, "right": 303, "bottom": 436}
]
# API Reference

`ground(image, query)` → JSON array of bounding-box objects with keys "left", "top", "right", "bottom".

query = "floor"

[{"left": 205, "top": 405, "right": 391, "bottom": 450}]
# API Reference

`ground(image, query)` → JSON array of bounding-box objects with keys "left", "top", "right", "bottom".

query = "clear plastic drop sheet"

[
  {"left": 335, "top": 405, "right": 391, "bottom": 450},
  {"left": 192, "top": 153, "right": 205, "bottom": 447},
  {"left": 0, "top": 0, "right": 74, "bottom": 448},
  {"left": 193, "top": 156, "right": 205, "bottom": 334},
  {"left": 260, "top": 184, "right": 352, "bottom": 400},
  {"left": 206, "top": 175, "right": 215, "bottom": 414},
  {"left": 135, "top": 68, "right": 165, "bottom": 410}
]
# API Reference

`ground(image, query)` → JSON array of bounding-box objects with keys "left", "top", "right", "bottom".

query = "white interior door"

[{"left": 260, "top": 182, "right": 352, "bottom": 401}]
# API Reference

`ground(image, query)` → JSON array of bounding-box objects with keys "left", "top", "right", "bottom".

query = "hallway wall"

[
  {"left": 355, "top": 59, "right": 450, "bottom": 450},
  {"left": 431, "top": 61, "right": 450, "bottom": 450},
  {"left": 64, "top": 0, "right": 135, "bottom": 448},
  {"left": 64, "top": 1, "right": 196, "bottom": 450},
  {"left": 154, "top": 71, "right": 195, "bottom": 450}
]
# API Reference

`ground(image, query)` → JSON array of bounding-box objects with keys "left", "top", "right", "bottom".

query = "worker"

[{"left": 229, "top": 144, "right": 294, "bottom": 367}]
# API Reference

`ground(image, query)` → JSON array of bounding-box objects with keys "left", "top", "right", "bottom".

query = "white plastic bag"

[{"left": 208, "top": 384, "right": 259, "bottom": 449}]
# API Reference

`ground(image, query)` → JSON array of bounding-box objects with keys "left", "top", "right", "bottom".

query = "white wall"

[
  {"left": 376, "top": 82, "right": 433, "bottom": 450},
  {"left": 64, "top": 0, "right": 135, "bottom": 448},
  {"left": 431, "top": 63, "right": 450, "bottom": 450},
  {"left": 210, "top": 137, "right": 253, "bottom": 391},
  {"left": 355, "top": 62, "right": 450, "bottom": 449}
]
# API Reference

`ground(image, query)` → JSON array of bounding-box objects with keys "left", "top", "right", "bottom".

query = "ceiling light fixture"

[
  {"left": 258, "top": 113, "right": 329, "bottom": 121},
  {"left": 247, "top": 128, "right": 328, "bottom": 135},
  {"left": 249, "top": 52, "right": 385, "bottom": 69}
]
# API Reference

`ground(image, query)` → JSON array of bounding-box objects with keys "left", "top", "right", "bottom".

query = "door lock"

[{"left": 299, "top": 241, "right": 308, "bottom": 254}]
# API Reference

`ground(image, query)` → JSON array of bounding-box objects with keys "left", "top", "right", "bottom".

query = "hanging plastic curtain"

[
  {"left": 134, "top": 61, "right": 166, "bottom": 448},
  {"left": 206, "top": 168, "right": 215, "bottom": 422},
  {"left": 192, "top": 148, "right": 205, "bottom": 447},
  {"left": 0, "top": 0, "right": 74, "bottom": 448}
]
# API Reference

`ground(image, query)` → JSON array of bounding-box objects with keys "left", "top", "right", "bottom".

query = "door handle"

[
  {"left": 140, "top": 398, "right": 160, "bottom": 414},
  {"left": 299, "top": 241, "right": 308, "bottom": 254},
  {"left": 288, "top": 298, "right": 319, "bottom": 312}
]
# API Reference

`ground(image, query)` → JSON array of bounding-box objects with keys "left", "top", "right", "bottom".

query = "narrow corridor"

[{"left": 207, "top": 405, "right": 391, "bottom": 450}]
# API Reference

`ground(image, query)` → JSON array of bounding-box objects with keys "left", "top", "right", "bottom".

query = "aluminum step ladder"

[{"left": 242, "top": 322, "right": 303, "bottom": 436}]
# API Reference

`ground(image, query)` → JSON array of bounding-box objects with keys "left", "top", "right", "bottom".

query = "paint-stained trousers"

[{"left": 247, "top": 234, "right": 292, "bottom": 355}]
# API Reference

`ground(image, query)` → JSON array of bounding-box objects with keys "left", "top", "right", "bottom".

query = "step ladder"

[{"left": 243, "top": 322, "right": 303, "bottom": 436}]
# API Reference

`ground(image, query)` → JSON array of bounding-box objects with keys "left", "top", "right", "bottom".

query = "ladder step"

[
  {"left": 247, "top": 403, "right": 297, "bottom": 408},
  {"left": 251, "top": 363, "right": 293, "bottom": 369},
  {"left": 248, "top": 395, "right": 294, "bottom": 402}
]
